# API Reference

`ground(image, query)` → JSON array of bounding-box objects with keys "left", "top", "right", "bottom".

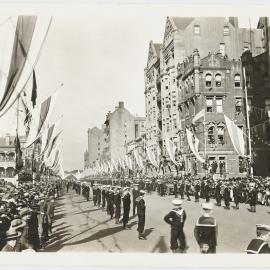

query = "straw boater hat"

[
  {"left": 5, "top": 229, "right": 21, "bottom": 240},
  {"left": 172, "top": 199, "right": 183, "bottom": 206},
  {"left": 9, "top": 218, "right": 26, "bottom": 230}
]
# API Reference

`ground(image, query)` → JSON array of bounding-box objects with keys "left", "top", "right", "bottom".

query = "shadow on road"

[{"left": 151, "top": 236, "right": 169, "bottom": 253}]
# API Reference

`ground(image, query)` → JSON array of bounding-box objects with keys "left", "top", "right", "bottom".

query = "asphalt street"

[{"left": 45, "top": 190, "right": 270, "bottom": 253}]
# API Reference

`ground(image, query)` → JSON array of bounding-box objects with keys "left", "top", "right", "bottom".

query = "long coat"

[
  {"left": 114, "top": 193, "right": 121, "bottom": 219},
  {"left": 136, "top": 196, "right": 145, "bottom": 233},
  {"left": 122, "top": 193, "right": 131, "bottom": 225}
]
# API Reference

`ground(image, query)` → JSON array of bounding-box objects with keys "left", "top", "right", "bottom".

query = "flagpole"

[
  {"left": 243, "top": 67, "right": 253, "bottom": 178},
  {"left": 203, "top": 112, "right": 207, "bottom": 179}
]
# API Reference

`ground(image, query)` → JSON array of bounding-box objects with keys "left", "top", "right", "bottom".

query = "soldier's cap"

[
  {"left": 139, "top": 190, "right": 146, "bottom": 195},
  {"left": 172, "top": 199, "right": 183, "bottom": 206},
  {"left": 202, "top": 202, "right": 213, "bottom": 211},
  {"left": 256, "top": 224, "right": 270, "bottom": 232}
]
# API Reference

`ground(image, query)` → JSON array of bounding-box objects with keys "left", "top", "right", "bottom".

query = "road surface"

[{"left": 45, "top": 190, "right": 270, "bottom": 253}]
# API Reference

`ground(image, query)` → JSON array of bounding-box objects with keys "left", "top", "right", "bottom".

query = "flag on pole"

[
  {"left": 31, "top": 70, "right": 37, "bottom": 108},
  {"left": 186, "top": 128, "right": 205, "bottom": 163},
  {"left": 15, "top": 133, "right": 23, "bottom": 171},
  {"left": 134, "top": 149, "right": 144, "bottom": 170},
  {"left": 125, "top": 155, "right": 133, "bottom": 170},
  {"left": 146, "top": 147, "right": 158, "bottom": 167},
  {"left": 165, "top": 137, "right": 178, "bottom": 165},
  {"left": 192, "top": 109, "right": 205, "bottom": 124},
  {"left": 224, "top": 114, "right": 245, "bottom": 156}
]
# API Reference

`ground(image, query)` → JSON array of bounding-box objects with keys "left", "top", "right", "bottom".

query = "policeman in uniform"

[
  {"left": 136, "top": 190, "right": 146, "bottom": 240},
  {"left": 194, "top": 202, "right": 218, "bottom": 254},
  {"left": 164, "top": 199, "right": 187, "bottom": 253},
  {"left": 245, "top": 224, "right": 270, "bottom": 254},
  {"left": 132, "top": 184, "right": 140, "bottom": 216}
]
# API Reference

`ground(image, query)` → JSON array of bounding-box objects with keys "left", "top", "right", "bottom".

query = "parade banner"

[
  {"left": 224, "top": 114, "right": 245, "bottom": 156},
  {"left": 186, "top": 128, "right": 205, "bottom": 163},
  {"left": 133, "top": 149, "right": 144, "bottom": 170},
  {"left": 111, "top": 159, "right": 119, "bottom": 172},
  {"left": 25, "top": 90, "right": 59, "bottom": 148},
  {"left": 146, "top": 147, "right": 158, "bottom": 167},
  {"left": 192, "top": 108, "right": 205, "bottom": 124},
  {"left": 125, "top": 155, "right": 133, "bottom": 170},
  {"left": 165, "top": 137, "right": 178, "bottom": 165},
  {"left": 0, "top": 16, "right": 52, "bottom": 116}
]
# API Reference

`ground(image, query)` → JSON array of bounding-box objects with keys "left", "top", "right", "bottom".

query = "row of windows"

[
  {"left": 194, "top": 25, "right": 230, "bottom": 36},
  {"left": 205, "top": 73, "right": 241, "bottom": 88}
]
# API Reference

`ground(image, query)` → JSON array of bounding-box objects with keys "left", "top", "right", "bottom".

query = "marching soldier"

[
  {"left": 173, "top": 180, "right": 178, "bottom": 198},
  {"left": 108, "top": 187, "right": 115, "bottom": 219},
  {"left": 194, "top": 203, "right": 218, "bottom": 254},
  {"left": 93, "top": 184, "right": 97, "bottom": 206},
  {"left": 245, "top": 224, "right": 270, "bottom": 254},
  {"left": 194, "top": 180, "right": 200, "bottom": 203},
  {"left": 101, "top": 186, "right": 106, "bottom": 210},
  {"left": 114, "top": 187, "right": 121, "bottom": 224},
  {"left": 185, "top": 180, "right": 191, "bottom": 201},
  {"left": 233, "top": 183, "right": 241, "bottom": 210},
  {"left": 164, "top": 199, "right": 187, "bottom": 253},
  {"left": 215, "top": 181, "right": 222, "bottom": 206},
  {"left": 96, "top": 185, "right": 101, "bottom": 207},
  {"left": 179, "top": 180, "right": 185, "bottom": 199},
  {"left": 249, "top": 183, "right": 257, "bottom": 213},
  {"left": 204, "top": 181, "right": 211, "bottom": 203},
  {"left": 136, "top": 190, "right": 146, "bottom": 240},
  {"left": 223, "top": 183, "right": 230, "bottom": 209},
  {"left": 122, "top": 187, "right": 131, "bottom": 229},
  {"left": 132, "top": 184, "right": 140, "bottom": 216}
]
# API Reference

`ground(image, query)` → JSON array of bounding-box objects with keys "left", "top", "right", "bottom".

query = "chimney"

[
  {"left": 229, "top": 17, "right": 238, "bottom": 28},
  {"left": 118, "top": 101, "right": 124, "bottom": 108}
]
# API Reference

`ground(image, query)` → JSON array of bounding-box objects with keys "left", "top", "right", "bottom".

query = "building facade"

[
  {"left": 87, "top": 101, "right": 146, "bottom": 166},
  {"left": 241, "top": 17, "right": 270, "bottom": 176},
  {"left": 144, "top": 16, "right": 265, "bottom": 177}
]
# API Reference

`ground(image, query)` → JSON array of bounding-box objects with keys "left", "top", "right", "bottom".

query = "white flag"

[
  {"left": 224, "top": 114, "right": 245, "bottom": 156},
  {"left": 186, "top": 129, "right": 205, "bottom": 163},
  {"left": 192, "top": 109, "right": 205, "bottom": 124}
]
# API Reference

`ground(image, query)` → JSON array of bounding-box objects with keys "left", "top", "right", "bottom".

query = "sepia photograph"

[{"left": 0, "top": 2, "right": 269, "bottom": 264}]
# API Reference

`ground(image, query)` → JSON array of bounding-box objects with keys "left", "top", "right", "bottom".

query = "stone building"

[
  {"left": 241, "top": 17, "right": 270, "bottom": 176},
  {"left": 87, "top": 102, "right": 146, "bottom": 166},
  {"left": 144, "top": 16, "right": 264, "bottom": 177},
  {"left": 87, "top": 126, "right": 105, "bottom": 166}
]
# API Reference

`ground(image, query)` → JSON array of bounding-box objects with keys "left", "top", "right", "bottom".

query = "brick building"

[
  {"left": 144, "top": 16, "right": 264, "bottom": 177},
  {"left": 241, "top": 17, "right": 270, "bottom": 176}
]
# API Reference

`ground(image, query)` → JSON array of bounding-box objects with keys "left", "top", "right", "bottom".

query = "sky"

[{"left": 0, "top": 10, "right": 260, "bottom": 171}]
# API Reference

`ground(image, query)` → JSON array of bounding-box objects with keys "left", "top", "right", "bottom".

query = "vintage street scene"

[{"left": 0, "top": 15, "right": 270, "bottom": 254}]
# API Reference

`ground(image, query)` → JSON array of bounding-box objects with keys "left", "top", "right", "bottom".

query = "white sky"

[{"left": 0, "top": 9, "right": 260, "bottom": 170}]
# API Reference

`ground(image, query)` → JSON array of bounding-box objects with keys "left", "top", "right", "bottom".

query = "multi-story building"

[
  {"left": 144, "top": 16, "right": 264, "bottom": 177},
  {"left": 177, "top": 49, "right": 247, "bottom": 177},
  {"left": 84, "top": 150, "right": 89, "bottom": 169},
  {"left": 87, "top": 101, "right": 146, "bottom": 165},
  {"left": 87, "top": 127, "right": 105, "bottom": 166},
  {"left": 241, "top": 17, "right": 270, "bottom": 176}
]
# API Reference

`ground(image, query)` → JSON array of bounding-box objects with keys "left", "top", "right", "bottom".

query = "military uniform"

[
  {"left": 136, "top": 191, "right": 146, "bottom": 239},
  {"left": 96, "top": 186, "right": 101, "bottom": 207},
  {"left": 164, "top": 199, "right": 187, "bottom": 252},
  {"left": 194, "top": 203, "right": 218, "bottom": 254},
  {"left": 132, "top": 185, "right": 140, "bottom": 216},
  {"left": 223, "top": 185, "right": 230, "bottom": 209},
  {"left": 194, "top": 181, "right": 200, "bottom": 202},
  {"left": 122, "top": 188, "right": 131, "bottom": 229},
  {"left": 114, "top": 189, "right": 121, "bottom": 224}
]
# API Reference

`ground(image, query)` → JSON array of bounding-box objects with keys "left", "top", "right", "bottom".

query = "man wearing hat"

[
  {"left": 132, "top": 184, "right": 140, "bottom": 216},
  {"left": 97, "top": 185, "right": 102, "bottom": 207},
  {"left": 136, "top": 190, "right": 146, "bottom": 240},
  {"left": 122, "top": 187, "right": 131, "bottom": 229},
  {"left": 164, "top": 199, "right": 187, "bottom": 253},
  {"left": 194, "top": 203, "right": 218, "bottom": 254},
  {"left": 248, "top": 183, "right": 257, "bottom": 213},
  {"left": 2, "top": 229, "right": 22, "bottom": 252},
  {"left": 245, "top": 224, "right": 270, "bottom": 254},
  {"left": 114, "top": 187, "right": 121, "bottom": 224},
  {"left": 101, "top": 186, "right": 106, "bottom": 210}
]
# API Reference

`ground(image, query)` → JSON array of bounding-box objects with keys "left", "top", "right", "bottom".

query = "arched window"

[
  {"left": 217, "top": 123, "right": 225, "bottom": 144},
  {"left": 215, "top": 74, "right": 222, "bottom": 87},
  {"left": 208, "top": 124, "right": 215, "bottom": 144},
  {"left": 205, "top": 73, "right": 212, "bottom": 87},
  {"left": 234, "top": 74, "right": 241, "bottom": 87}
]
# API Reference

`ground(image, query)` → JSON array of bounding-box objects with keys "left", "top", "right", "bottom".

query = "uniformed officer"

[
  {"left": 249, "top": 183, "right": 257, "bottom": 213},
  {"left": 114, "top": 187, "right": 121, "bottom": 224},
  {"left": 233, "top": 183, "right": 241, "bottom": 210},
  {"left": 122, "top": 187, "right": 131, "bottom": 229},
  {"left": 173, "top": 180, "right": 178, "bottom": 198},
  {"left": 96, "top": 185, "right": 101, "bottom": 207},
  {"left": 132, "top": 184, "right": 140, "bottom": 216},
  {"left": 194, "top": 203, "right": 218, "bottom": 254},
  {"left": 164, "top": 199, "right": 187, "bottom": 253},
  {"left": 204, "top": 181, "right": 211, "bottom": 202},
  {"left": 245, "top": 224, "right": 270, "bottom": 254},
  {"left": 179, "top": 180, "right": 185, "bottom": 199},
  {"left": 194, "top": 180, "right": 200, "bottom": 203},
  {"left": 108, "top": 187, "right": 115, "bottom": 219},
  {"left": 185, "top": 180, "right": 191, "bottom": 201},
  {"left": 136, "top": 190, "right": 146, "bottom": 240},
  {"left": 93, "top": 184, "right": 97, "bottom": 206},
  {"left": 101, "top": 185, "right": 106, "bottom": 210},
  {"left": 215, "top": 181, "right": 222, "bottom": 206},
  {"left": 223, "top": 183, "right": 230, "bottom": 209}
]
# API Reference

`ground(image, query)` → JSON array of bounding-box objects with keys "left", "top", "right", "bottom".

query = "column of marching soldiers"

[{"left": 66, "top": 176, "right": 270, "bottom": 254}]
